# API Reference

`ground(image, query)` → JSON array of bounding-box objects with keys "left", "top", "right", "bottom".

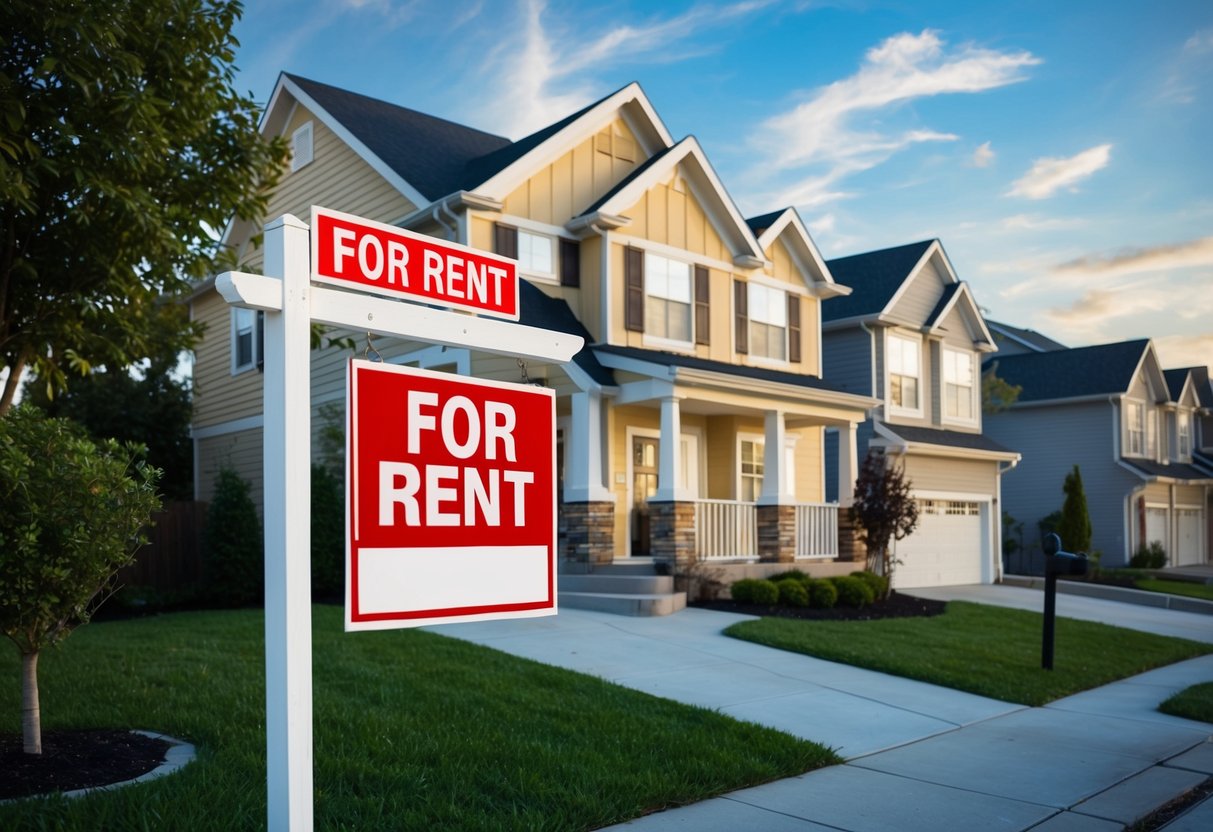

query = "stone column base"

[
  {"left": 558, "top": 501, "right": 615, "bottom": 566},
  {"left": 757, "top": 504, "right": 796, "bottom": 563},
  {"left": 837, "top": 510, "right": 868, "bottom": 565},
  {"left": 648, "top": 501, "right": 696, "bottom": 567}
]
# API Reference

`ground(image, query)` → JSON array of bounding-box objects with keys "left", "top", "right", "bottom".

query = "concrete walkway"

[{"left": 429, "top": 588, "right": 1213, "bottom": 831}]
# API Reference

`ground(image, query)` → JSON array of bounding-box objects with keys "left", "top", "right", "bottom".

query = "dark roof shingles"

[
  {"left": 879, "top": 424, "right": 1015, "bottom": 455},
  {"left": 593, "top": 344, "right": 853, "bottom": 393},
  {"left": 981, "top": 340, "right": 1150, "bottom": 403},
  {"left": 822, "top": 240, "right": 935, "bottom": 321}
]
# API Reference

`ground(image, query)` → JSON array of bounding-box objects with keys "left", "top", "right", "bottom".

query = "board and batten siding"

[{"left": 985, "top": 400, "right": 1141, "bottom": 564}]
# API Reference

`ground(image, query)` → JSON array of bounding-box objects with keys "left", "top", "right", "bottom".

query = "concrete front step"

[
  {"left": 560, "top": 590, "right": 687, "bottom": 617},
  {"left": 558, "top": 573, "right": 675, "bottom": 594}
]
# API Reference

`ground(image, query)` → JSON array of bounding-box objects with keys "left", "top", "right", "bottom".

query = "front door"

[{"left": 631, "top": 437, "right": 658, "bottom": 556}]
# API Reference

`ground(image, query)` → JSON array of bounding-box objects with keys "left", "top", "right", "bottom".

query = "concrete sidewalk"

[{"left": 429, "top": 590, "right": 1213, "bottom": 831}]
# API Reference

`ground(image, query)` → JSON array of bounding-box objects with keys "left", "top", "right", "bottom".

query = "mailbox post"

[{"left": 1041, "top": 532, "right": 1088, "bottom": 670}]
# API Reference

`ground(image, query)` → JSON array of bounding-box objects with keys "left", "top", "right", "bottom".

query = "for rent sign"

[
  {"left": 312, "top": 206, "right": 520, "bottom": 320},
  {"left": 346, "top": 360, "right": 556, "bottom": 630}
]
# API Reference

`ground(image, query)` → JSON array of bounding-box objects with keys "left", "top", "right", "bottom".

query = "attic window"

[{"left": 291, "top": 121, "right": 314, "bottom": 172}]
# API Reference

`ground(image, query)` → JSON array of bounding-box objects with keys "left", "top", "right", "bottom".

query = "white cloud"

[
  {"left": 1155, "top": 334, "right": 1213, "bottom": 369},
  {"left": 746, "top": 29, "right": 1039, "bottom": 209},
  {"left": 1000, "top": 213, "right": 1086, "bottom": 231},
  {"left": 1054, "top": 235, "right": 1213, "bottom": 278},
  {"left": 807, "top": 213, "right": 836, "bottom": 235},
  {"left": 1007, "top": 144, "right": 1112, "bottom": 199},
  {"left": 970, "top": 141, "right": 995, "bottom": 167},
  {"left": 1043, "top": 287, "right": 1168, "bottom": 335}
]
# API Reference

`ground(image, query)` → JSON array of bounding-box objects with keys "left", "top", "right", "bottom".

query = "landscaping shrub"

[
  {"left": 777, "top": 579, "right": 809, "bottom": 608},
  {"left": 731, "top": 578, "right": 779, "bottom": 606},
  {"left": 311, "top": 463, "right": 345, "bottom": 598},
  {"left": 1129, "top": 541, "right": 1166, "bottom": 570},
  {"left": 203, "top": 468, "right": 263, "bottom": 607},
  {"left": 808, "top": 579, "right": 837, "bottom": 609},
  {"left": 830, "top": 575, "right": 874, "bottom": 608},
  {"left": 851, "top": 570, "right": 888, "bottom": 599},
  {"left": 768, "top": 569, "right": 811, "bottom": 585}
]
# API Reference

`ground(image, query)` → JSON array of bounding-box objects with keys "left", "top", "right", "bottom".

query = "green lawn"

[
  {"left": 726, "top": 601, "right": 1213, "bottom": 707},
  {"left": 0, "top": 605, "right": 837, "bottom": 831},
  {"left": 1134, "top": 578, "right": 1213, "bottom": 602},
  {"left": 1159, "top": 682, "right": 1213, "bottom": 723}
]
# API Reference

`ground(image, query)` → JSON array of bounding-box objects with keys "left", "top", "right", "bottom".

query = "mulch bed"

[
  {"left": 694, "top": 590, "right": 947, "bottom": 621},
  {"left": 0, "top": 729, "right": 170, "bottom": 800}
]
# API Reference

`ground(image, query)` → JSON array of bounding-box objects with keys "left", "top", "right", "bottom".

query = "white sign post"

[{"left": 216, "top": 211, "right": 582, "bottom": 831}]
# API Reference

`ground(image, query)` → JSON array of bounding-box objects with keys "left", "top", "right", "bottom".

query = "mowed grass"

[
  {"left": 0, "top": 605, "right": 838, "bottom": 831},
  {"left": 726, "top": 601, "right": 1213, "bottom": 707},
  {"left": 1160, "top": 682, "right": 1213, "bottom": 723},
  {"left": 1134, "top": 578, "right": 1213, "bottom": 602}
]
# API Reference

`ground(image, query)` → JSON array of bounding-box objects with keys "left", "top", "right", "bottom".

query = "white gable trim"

[
  {"left": 591, "top": 137, "right": 764, "bottom": 262},
  {"left": 925, "top": 283, "right": 997, "bottom": 351},
  {"left": 881, "top": 240, "right": 955, "bottom": 316},
  {"left": 1131, "top": 341, "right": 1169, "bottom": 403},
  {"left": 756, "top": 209, "right": 848, "bottom": 298},
  {"left": 476, "top": 82, "right": 675, "bottom": 201}
]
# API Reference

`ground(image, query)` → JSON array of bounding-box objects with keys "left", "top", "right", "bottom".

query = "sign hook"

[{"left": 363, "top": 331, "right": 383, "bottom": 363}]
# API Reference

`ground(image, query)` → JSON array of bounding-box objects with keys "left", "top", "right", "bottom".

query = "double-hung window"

[
  {"left": 942, "top": 348, "right": 976, "bottom": 422},
  {"left": 1126, "top": 402, "right": 1144, "bottom": 456},
  {"left": 516, "top": 229, "right": 554, "bottom": 279},
  {"left": 748, "top": 283, "right": 787, "bottom": 361},
  {"left": 1146, "top": 409, "right": 1158, "bottom": 459},
  {"left": 739, "top": 439, "right": 764, "bottom": 502},
  {"left": 645, "top": 252, "right": 692, "bottom": 344},
  {"left": 1178, "top": 412, "right": 1192, "bottom": 459},
  {"left": 231, "top": 307, "right": 262, "bottom": 374},
  {"left": 887, "top": 334, "right": 921, "bottom": 413}
]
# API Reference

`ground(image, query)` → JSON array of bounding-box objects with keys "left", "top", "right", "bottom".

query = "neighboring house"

[
  {"left": 819, "top": 240, "right": 1021, "bottom": 588},
  {"left": 189, "top": 74, "right": 881, "bottom": 589},
  {"left": 985, "top": 319, "right": 1067, "bottom": 357},
  {"left": 983, "top": 340, "right": 1213, "bottom": 568}
]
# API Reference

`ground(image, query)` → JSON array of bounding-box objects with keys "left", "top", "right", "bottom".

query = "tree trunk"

[
  {"left": 22, "top": 650, "right": 41, "bottom": 755},
  {"left": 0, "top": 355, "right": 28, "bottom": 416}
]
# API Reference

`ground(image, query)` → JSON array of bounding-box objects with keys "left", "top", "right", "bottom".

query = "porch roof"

[
  {"left": 518, "top": 281, "right": 616, "bottom": 387},
  {"left": 594, "top": 344, "right": 852, "bottom": 393},
  {"left": 876, "top": 423, "right": 1018, "bottom": 458},
  {"left": 1121, "top": 458, "right": 1213, "bottom": 483}
]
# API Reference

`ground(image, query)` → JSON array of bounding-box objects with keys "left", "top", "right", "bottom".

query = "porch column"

[
  {"left": 759, "top": 409, "right": 792, "bottom": 505},
  {"left": 655, "top": 395, "right": 684, "bottom": 501},
  {"left": 837, "top": 421, "right": 859, "bottom": 507},
  {"left": 565, "top": 391, "right": 613, "bottom": 503}
]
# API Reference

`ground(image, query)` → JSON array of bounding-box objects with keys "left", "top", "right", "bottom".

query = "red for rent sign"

[
  {"left": 345, "top": 360, "right": 556, "bottom": 630},
  {"left": 312, "top": 206, "right": 520, "bottom": 320}
]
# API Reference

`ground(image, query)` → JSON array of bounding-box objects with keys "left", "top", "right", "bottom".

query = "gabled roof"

[
  {"left": 986, "top": 320, "right": 1067, "bottom": 353},
  {"left": 1190, "top": 366, "right": 1213, "bottom": 408},
  {"left": 745, "top": 210, "right": 786, "bottom": 236},
  {"left": 517, "top": 281, "right": 614, "bottom": 387},
  {"left": 750, "top": 208, "right": 848, "bottom": 298},
  {"left": 982, "top": 339, "right": 1152, "bottom": 403},
  {"left": 284, "top": 73, "right": 512, "bottom": 202},
  {"left": 821, "top": 240, "right": 935, "bottom": 321},
  {"left": 1163, "top": 368, "right": 1194, "bottom": 403}
]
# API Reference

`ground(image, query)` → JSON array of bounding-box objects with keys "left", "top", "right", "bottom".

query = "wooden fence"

[{"left": 116, "top": 501, "right": 209, "bottom": 592}]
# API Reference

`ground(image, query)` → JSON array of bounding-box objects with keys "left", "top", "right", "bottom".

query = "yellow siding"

[
  {"left": 794, "top": 428, "right": 824, "bottom": 502},
  {"left": 1176, "top": 485, "right": 1203, "bottom": 505},
  {"left": 618, "top": 166, "right": 728, "bottom": 258},
  {"left": 502, "top": 117, "right": 641, "bottom": 223}
]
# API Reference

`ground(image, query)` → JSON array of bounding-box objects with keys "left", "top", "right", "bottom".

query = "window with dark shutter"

[
  {"left": 788, "top": 294, "right": 801, "bottom": 363},
  {"left": 559, "top": 238, "right": 580, "bottom": 287},
  {"left": 734, "top": 279, "right": 748, "bottom": 354},
  {"left": 694, "top": 266, "right": 710, "bottom": 345},
  {"left": 625, "top": 247, "right": 645, "bottom": 332},
  {"left": 494, "top": 223, "right": 518, "bottom": 260}
]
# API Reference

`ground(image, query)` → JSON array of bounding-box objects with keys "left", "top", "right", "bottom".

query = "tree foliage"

[
  {"left": 1057, "top": 465, "right": 1092, "bottom": 554},
  {"left": 849, "top": 450, "right": 918, "bottom": 592},
  {"left": 202, "top": 467, "right": 262, "bottom": 606},
  {"left": 24, "top": 357, "right": 193, "bottom": 500},
  {"left": 0, "top": 0, "right": 288, "bottom": 413},
  {"left": 982, "top": 362, "right": 1022, "bottom": 414},
  {"left": 0, "top": 405, "right": 160, "bottom": 753}
]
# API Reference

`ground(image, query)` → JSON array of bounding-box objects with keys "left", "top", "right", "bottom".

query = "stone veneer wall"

[
  {"left": 558, "top": 501, "right": 615, "bottom": 565},
  {"left": 836, "top": 511, "right": 868, "bottom": 566},
  {"left": 757, "top": 504, "right": 796, "bottom": 563},
  {"left": 648, "top": 501, "right": 696, "bottom": 566}
]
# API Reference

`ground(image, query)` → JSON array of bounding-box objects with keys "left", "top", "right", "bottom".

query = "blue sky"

[{"left": 231, "top": 0, "right": 1213, "bottom": 368}]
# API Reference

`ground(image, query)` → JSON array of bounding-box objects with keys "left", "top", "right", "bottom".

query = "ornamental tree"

[
  {"left": 0, "top": 0, "right": 288, "bottom": 413},
  {"left": 0, "top": 406, "right": 160, "bottom": 754},
  {"left": 1057, "top": 465, "right": 1092, "bottom": 554},
  {"left": 849, "top": 449, "right": 918, "bottom": 594}
]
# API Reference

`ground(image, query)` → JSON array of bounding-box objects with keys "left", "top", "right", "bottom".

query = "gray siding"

[
  {"left": 887, "top": 259, "right": 945, "bottom": 326},
  {"left": 822, "top": 327, "right": 873, "bottom": 396},
  {"left": 985, "top": 400, "right": 1142, "bottom": 565}
]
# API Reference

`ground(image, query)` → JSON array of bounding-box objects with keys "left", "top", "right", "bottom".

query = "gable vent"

[{"left": 291, "top": 121, "right": 314, "bottom": 172}]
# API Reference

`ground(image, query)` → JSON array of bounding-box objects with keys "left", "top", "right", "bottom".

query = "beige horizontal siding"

[{"left": 197, "top": 427, "right": 265, "bottom": 517}]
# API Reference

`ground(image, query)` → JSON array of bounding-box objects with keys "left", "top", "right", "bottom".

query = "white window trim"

[
  {"left": 735, "top": 432, "right": 798, "bottom": 501},
  {"left": 1124, "top": 399, "right": 1145, "bottom": 458},
  {"left": 885, "top": 331, "right": 924, "bottom": 418},
  {"left": 737, "top": 432, "right": 765, "bottom": 503},
  {"left": 642, "top": 250, "right": 695, "bottom": 349},
  {"left": 230, "top": 307, "right": 258, "bottom": 376},
  {"left": 516, "top": 228, "right": 557, "bottom": 283},
  {"left": 940, "top": 347, "right": 980, "bottom": 427},
  {"left": 290, "top": 121, "right": 314, "bottom": 172},
  {"left": 747, "top": 282, "right": 789, "bottom": 364},
  {"left": 1177, "top": 410, "right": 1192, "bottom": 460}
]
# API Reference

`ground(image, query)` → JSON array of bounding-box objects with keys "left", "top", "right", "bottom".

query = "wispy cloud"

[
  {"left": 970, "top": 141, "right": 995, "bottom": 168},
  {"left": 1043, "top": 286, "right": 1167, "bottom": 332},
  {"left": 1007, "top": 144, "right": 1112, "bottom": 199},
  {"left": 1160, "top": 27, "right": 1213, "bottom": 104},
  {"left": 1000, "top": 213, "right": 1086, "bottom": 231},
  {"left": 1054, "top": 235, "right": 1213, "bottom": 278},
  {"left": 472, "top": 0, "right": 774, "bottom": 136},
  {"left": 1042, "top": 281, "right": 1213, "bottom": 347},
  {"left": 744, "top": 30, "right": 1039, "bottom": 209},
  {"left": 1155, "top": 333, "right": 1213, "bottom": 369}
]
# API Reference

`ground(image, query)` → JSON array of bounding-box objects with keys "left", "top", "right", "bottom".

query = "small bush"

[
  {"left": 768, "top": 569, "right": 811, "bottom": 585},
  {"left": 311, "top": 464, "right": 345, "bottom": 598},
  {"left": 850, "top": 570, "right": 888, "bottom": 599},
  {"left": 203, "top": 468, "right": 263, "bottom": 607},
  {"left": 731, "top": 578, "right": 779, "bottom": 606},
  {"left": 1129, "top": 541, "right": 1166, "bottom": 570},
  {"left": 831, "top": 575, "right": 875, "bottom": 608},
  {"left": 808, "top": 579, "right": 837, "bottom": 609},
  {"left": 777, "top": 579, "right": 809, "bottom": 607}
]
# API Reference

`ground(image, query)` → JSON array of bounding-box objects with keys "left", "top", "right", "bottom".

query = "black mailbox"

[{"left": 1043, "top": 533, "right": 1088, "bottom": 577}]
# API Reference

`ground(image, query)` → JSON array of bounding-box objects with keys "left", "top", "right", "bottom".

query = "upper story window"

[
  {"left": 290, "top": 121, "right": 314, "bottom": 172},
  {"left": 644, "top": 252, "right": 693, "bottom": 343},
  {"left": 1178, "top": 411, "right": 1192, "bottom": 459},
  {"left": 748, "top": 283, "right": 787, "bottom": 361},
  {"left": 517, "top": 229, "right": 554, "bottom": 278},
  {"left": 1146, "top": 408, "right": 1158, "bottom": 459},
  {"left": 494, "top": 222, "right": 579, "bottom": 286},
  {"left": 887, "top": 334, "right": 921, "bottom": 415},
  {"left": 231, "top": 307, "right": 263, "bottom": 375},
  {"left": 942, "top": 348, "right": 977, "bottom": 423},
  {"left": 1126, "top": 401, "right": 1144, "bottom": 456}
]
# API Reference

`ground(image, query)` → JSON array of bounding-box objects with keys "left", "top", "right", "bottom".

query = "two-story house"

[
  {"left": 983, "top": 340, "right": 1212, "bottom": 567},
  {"left": 189, "top": 74, "right": 882, "bottom": 609},
  {"left": 818, "top": 240, "right": 1020, "bottom": 588}
]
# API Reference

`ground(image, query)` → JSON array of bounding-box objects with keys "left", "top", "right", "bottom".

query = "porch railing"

[{"left": 690, "top": 500, "right": 840, "bottom": 561}]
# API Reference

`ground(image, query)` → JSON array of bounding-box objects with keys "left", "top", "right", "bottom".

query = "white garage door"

[
  {"left": 1144, "top": 507, "right": 1169, "bottom": 554},
  {"left": 892, "top": 499, "right": 987, "bottom": 588},
  {"left": 1176, "top": 509, "right": 1204, "bottom": 566}
]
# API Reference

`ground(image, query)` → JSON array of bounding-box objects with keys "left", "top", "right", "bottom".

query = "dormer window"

[{"left": 887, "top": 334, "right": 922, "bottom": 415}]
